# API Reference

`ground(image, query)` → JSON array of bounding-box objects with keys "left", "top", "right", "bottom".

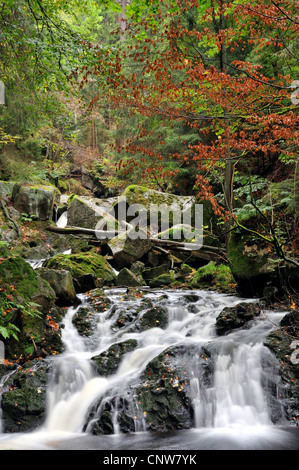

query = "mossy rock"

[
  {"left": 44, "top": 250, "right": 116, "bottom": 292},
  {"left": 108, "top": 229, "right": 151, "bottom": 269},
  {"left": 191, "top": 261, "right": 236, "bottom": 293},
  {"left": 116, "top": 185, "right": 195, "bottom": 230},
  {"left": 227, "top": 227, "right": 277, "bottom": 296},
  {"left": 149, "top": 273, "right": 176, "bottom": 288}
]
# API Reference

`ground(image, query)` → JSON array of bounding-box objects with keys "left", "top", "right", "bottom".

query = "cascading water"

[{"left": 0, "top": 288, "right": 298, "bottom": 450}]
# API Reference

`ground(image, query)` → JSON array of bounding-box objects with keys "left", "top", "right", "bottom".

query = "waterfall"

[
  {"left": 0, "top": 288, "right": 296, "bottom": 450},
  {"left": 56, "top": 211, "right": 68, "bottom": 228}
]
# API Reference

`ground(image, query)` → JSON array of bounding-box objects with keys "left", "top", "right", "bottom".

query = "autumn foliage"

[{"left": 75, "top": 0, "right": 298, "bottom": 222}]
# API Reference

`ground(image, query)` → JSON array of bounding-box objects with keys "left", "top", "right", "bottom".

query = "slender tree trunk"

[{"left": 220, "top": 0, "right": 234, "bottom": 245}]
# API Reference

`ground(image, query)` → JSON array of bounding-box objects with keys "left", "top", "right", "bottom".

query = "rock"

[
  {"left": 1, "top": 359, "right": 51, "bottom": 432},
  {"left": 36, "top": 268, "right": 77, "bottom": 306},
  {"left": 139, "top": 306, "right": 168, "bottom": 330},
  {"left": 142, "top": 264, "right": 169, "bottom": 282},
  {"left": 215, "top": 302, "right": 260, "bottom": 336},
  {"left": 108, "top": 229, "right": 151, "bottom": 269},
  {"left": 264, "top": 311, "right": 299, "bottom": 421},
  {"left": 91, "top": 339, "right": 138, "bottom": 376},
  {"left": 191, "top": 261, "right": 236, "bottom": 293},
  {"left": 130, "top": 261, "right": 145, "bottom": 275},
  {"left": 43, "top": 250, "right": 116, "bottom": 293},
  {"left": 115, "top": 185, "right": 195, "bottom": 231},
  {"left": 12, "top": 183, "right": 59, "bottom": 221},
  {"left": 227, "top": 226, "right": 276, "bottom": 297},
  {"left": 0, "top": 180, "right": 16, "bottom": 198},
  {"left": 116, "top": 268, "right": 144, "bottom": 287},
  {"left": 67, "top": 195, "right": 118, "bottom": 230},
  {"left": 149, "top": 273, "right": 176, "bottom": 288},
  {"left": 154, "top": 224, "right": 195, "bottom": 242},
  {"left": 136, "top": 348, "right": 193, "bottom": 432},
  {"left": 72, "top": 305, "right": 96, "bottom": 337}
]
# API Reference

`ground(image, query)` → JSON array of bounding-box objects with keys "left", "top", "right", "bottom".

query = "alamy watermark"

[
  {"left": 93, "top": 198, "right": 203, "bottom": 250},
  {"left": 0, "top": 80, "right": 4, "bottom": 105},
  {"left": 0, "top": 341, "right": 4, "bottom": 365},
  {"left": 290, "top": 80, "right": 299, "bottom": 105}
]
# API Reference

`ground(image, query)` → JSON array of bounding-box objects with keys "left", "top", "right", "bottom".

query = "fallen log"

[{"left": 46, "top": 225, "right": 227, "bottom": 262}]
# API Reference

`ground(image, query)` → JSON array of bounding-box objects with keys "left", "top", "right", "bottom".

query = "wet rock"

[
  {"left": 139, "top": 306, "right": 168, "bottom": 331},
  {"left": 264, "top": 311, "right": 299, "bottom": 421},
  {"left": 1, "top": 359, "right": 51, "bottom": 432},
  {"left": 215, "top": 302, "right": 260, "bottom": 335},
  {"left": 91, "top": 339, "right": 138, "bottom": 376},
  {"left": 136, "top": 348, "right": 193, "bottom": 432}
]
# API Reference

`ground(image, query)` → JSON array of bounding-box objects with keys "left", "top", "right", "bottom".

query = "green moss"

[
  {"left": 44, "top": 250, "right": 116, "bottom": 282},
  {"left": 227, "top": 229, "right": 272, "bottom": 280},
  {"left": 191, "top": 261, "right": 236, "bottom": 293}
]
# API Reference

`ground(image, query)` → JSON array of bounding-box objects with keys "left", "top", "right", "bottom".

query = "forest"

[{"left": 0, "top": 0, "right": 298, "bottom": 451}]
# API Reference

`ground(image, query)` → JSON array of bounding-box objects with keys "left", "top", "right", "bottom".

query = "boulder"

[
  {"left": 12, "top": 183, "right": 59, "bottom": 220},
  {"left": 264, "top": 311, "right": 299, "bottom": 421},
  {"left": 115, "top": 185, "right": 195, "bottom": 232},
  {"left": 227, "top": 227, "right": 276, "bottom": 297},
  {"left": 91, "top": 339, "right": 138, "bottom": 376},
  {"left": 36, "top": 268, "right": 77, "bottom": 306},
  {"left": 108, "top": 229, "right": 151, "bottom": 269},
  {"left": 43, "top": 250, "right": 116, "bottom": 293},
  {"left": 1, "top": 359, "right": 51, "bottom": 432},
  {"left": 0, "top": 180, "right": 16, "bottom": 198},
  {"left": 215, "top": 302, "right": 260, "bottom": 335},
  {"left": 136, "top": 347, "right": 193, "bottom": 432},
  {"left": 67, "top": 195, "right": 118, "bottom": 230},
  {"left": 149, "top": 273, "right": 176, "bottom": 288},
  {"left": 116, "top": 268, "right": 144, "bottom": 287}
]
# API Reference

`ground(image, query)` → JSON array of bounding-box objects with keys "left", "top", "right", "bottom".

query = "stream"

[{"left": 0, "top": 287, "right": 298, "bottom": 450}]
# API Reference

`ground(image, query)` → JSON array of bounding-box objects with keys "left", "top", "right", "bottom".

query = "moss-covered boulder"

[
  {"left": 1, "top": 359, "right": 51, "bottom": 432},
  {"left": 149, "top": 273, "right": 176, "bottom": 288},
  {"left": 115, "top": 185, "right": 195, "bottom": 232},
  {"left": 227, "top": 226, "right": 276, "bottom": 297},
  {"left": 44, "top": 250, "right": 116, "bottom": 292},
  {"left": 0, "top": 255, "right": 56, "bottom": 316},
  {"left": 191, "top": 261, "right": 236, "bottom": 293},
  {"left": 12, "top": 183, "right": 60, "bottom": 221}
]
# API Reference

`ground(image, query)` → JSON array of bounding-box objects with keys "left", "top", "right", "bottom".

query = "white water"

[{"left": 0, "top": 289, "right": 296, "bottom": 450}]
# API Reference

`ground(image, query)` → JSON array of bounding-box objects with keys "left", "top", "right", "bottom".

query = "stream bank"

[{"left": 0, "top": 181, "right": 298, "bottom": 446}]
